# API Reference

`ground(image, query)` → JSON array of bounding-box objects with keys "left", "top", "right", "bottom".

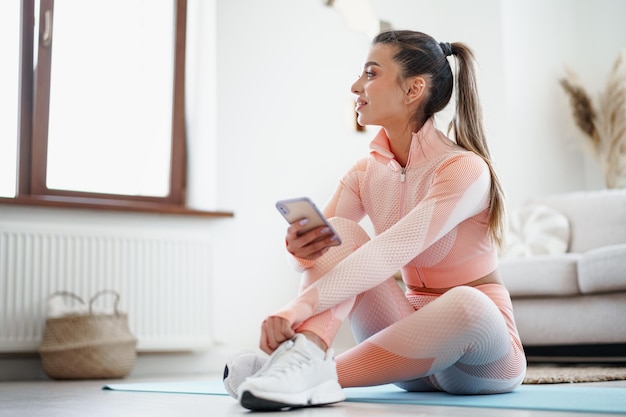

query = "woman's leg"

[
  {"left": 295, "top": 217, "right": 373, "bottom": 347},
  {"left": 340, "top": 281, "right": 439, "bottom": 391},
  {"left": 294, "top": 218, "right": 525, "bottom": 394},
  {"left": 336, "top": 286, "right": 526, "bottom": 394},
  {"left": 295, "top": 218, "right": 426, "bottom": 349},
  {"left": 237, "top": 218, "right": 382, "bottom": 410},
  {"left": 349, "top": 276, "right": 417, "bottom": 343}
]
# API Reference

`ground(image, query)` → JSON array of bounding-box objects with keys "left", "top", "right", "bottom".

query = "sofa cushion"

[
  {"left": 530, "top": 189, "right": 626, "bottom": 253},
  {"left": 578, "top": 244, "right": 626, "bottom": 294},
  {"left": 499, "top": 253, "right": 581, "bottom": 297},
  {"left": 503, "top": 203, "right": 570, "bottom": 258},
  {"left": 511, "top": 292, "right": 626, "bottom": 345}
]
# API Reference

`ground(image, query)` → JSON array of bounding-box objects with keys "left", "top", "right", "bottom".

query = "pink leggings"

[{"left": 296, "top": 217, "right": 526, "bottom": 394}]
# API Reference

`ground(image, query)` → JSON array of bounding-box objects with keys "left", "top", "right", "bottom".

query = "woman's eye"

[{"left": 356, "top": 69, "right": 375, "bottom": 79}]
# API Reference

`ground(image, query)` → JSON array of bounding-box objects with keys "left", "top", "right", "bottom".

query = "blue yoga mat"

[{"left": 103, "top": 379, "right": 626, "bottom": 414}]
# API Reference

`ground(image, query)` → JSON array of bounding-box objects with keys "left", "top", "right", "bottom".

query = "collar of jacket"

[{"left": 368, "top": 118, "right": 439, "bottom": 170}]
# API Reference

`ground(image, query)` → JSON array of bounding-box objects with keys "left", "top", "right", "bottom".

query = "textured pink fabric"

[
  {"left": 272, "top": 119, "right": 526, "bottom": 393},
  {"left": 276, "top": 119, "right": 497, "bottom": 328},
  {"left": 337, "top": 283, "right": 525, "bottom": 393}
]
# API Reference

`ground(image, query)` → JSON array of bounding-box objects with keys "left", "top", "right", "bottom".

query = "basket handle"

[
  {"left": 48, "top": 291, "right": 86, "bottom": 306},
  {"left": 89, "top": 289, "right": 121, "bottom": 315}
]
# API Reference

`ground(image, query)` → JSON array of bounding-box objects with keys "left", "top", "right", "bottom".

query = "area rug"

[
  {"left": 524, "top": 365, "right": 626, "bottom": 384},
  {"left": 104, "top": 379, "right": 626, "bottom": 414}
]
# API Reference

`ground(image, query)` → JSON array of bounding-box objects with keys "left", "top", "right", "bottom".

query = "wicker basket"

[{"left": 39, "top": 290, "right": 138, "bottom": 380}]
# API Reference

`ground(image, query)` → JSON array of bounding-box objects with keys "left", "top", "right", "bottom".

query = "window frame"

[{"left": 2, "top": 0, "right": 230, "bottom": 218}]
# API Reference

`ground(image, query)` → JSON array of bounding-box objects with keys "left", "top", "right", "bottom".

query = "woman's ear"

[{"left": 405, "top": 76, "right": 426, "bottom": 104}]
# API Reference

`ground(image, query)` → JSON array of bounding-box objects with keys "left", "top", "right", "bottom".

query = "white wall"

[
  {"left": 499, "top": 0, "right": 626, "bottom": 205},
  {"left": 2, "top": 0, "right": 625, "bottom": 378}
]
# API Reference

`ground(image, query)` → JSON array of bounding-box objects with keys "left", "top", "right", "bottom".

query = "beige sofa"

[{"left": 499, "top": 189, "right": 626, "bottom": 361}]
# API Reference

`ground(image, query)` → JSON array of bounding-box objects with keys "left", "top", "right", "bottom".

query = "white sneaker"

[
  {"left": 223, "top": 350, "right": 268, "bottom": 399},
  {"left": 238, "top": 334, "right": 345, "bottom": 411}
]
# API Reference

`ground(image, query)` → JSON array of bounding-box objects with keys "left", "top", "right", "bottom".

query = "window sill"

[{"left": 0, "top": 196, "right": 234, "bottom": 218}]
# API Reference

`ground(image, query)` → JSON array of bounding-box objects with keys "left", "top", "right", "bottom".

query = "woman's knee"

[
  {"left": 443, "top": 285, "right": 491, "bottom": 307},
  {"left": 327, "top": 217, "right": 370, "bottom": 253},
  {"left": 440, "top": 286, "right": 499, "bottom": 327},
  {"left": 300, "top": 217, "right": 370, "bottom": 285}
]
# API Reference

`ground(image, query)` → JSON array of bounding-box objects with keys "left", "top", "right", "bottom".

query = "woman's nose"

[{"left": 351, "top": 79, "right": 361, "bottom": 95}]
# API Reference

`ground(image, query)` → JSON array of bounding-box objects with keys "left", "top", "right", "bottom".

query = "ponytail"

[{"left": 448, "top": 43, "right": 506, "bottom": 248}]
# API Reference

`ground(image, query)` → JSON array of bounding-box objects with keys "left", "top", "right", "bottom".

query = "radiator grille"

[{"left": 0, "top": 224, "right": 213, "bottom": 352}]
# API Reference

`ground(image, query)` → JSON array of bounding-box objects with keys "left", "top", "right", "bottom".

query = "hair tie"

[{"left": 439, "top": 42, "right": 453, "bottom": 57}]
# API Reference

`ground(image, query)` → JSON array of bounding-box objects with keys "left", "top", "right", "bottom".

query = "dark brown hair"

[{"left": 373, "top": 30, "right": 506, "bottom": 248}]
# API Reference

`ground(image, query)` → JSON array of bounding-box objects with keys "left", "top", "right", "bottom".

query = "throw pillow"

[{"left": 502, "top": 203, "right": 571, "bottom": 258}]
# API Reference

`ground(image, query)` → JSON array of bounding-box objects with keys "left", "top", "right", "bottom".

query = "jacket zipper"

[
  {"left": 401, "top": 162, "right": 425, "bottom": 287},
  {"left": 400, "top": 145, "right": 412, "bottom": 210},
  {"left": 399, "top": 167, "right": 406, "bottom": 221}
]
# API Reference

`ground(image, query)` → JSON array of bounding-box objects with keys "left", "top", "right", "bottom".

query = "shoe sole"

[
  {"left": 240, "top": 391, "right": 293, "bottom": 411},
  {"left": 240, "top": 380, "right": 345, "bottom": 411}
]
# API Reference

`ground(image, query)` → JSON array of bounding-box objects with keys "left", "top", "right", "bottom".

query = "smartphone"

[{"left": 275, "top": 197, "right": 341, "bottom": 244}]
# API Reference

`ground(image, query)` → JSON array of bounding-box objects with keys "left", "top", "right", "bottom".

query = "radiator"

[{"left": 0, "top": 222, "right": 213, "bottom": 353}]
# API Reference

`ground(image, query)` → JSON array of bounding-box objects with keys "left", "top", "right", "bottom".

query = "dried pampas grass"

[
  {"left": 559, "top": 48, "right": 626, "bottom": 188},
  {"left": 559, "top": 70, "right": 597, "bottom": 140}
]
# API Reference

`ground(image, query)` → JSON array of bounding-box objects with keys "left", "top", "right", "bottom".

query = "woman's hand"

[
  {"left": 285, "top": 219, "right": 341, "bottom": 260},
  {"left": 260, "top": 315, "right": 294, "bottom": 354}
]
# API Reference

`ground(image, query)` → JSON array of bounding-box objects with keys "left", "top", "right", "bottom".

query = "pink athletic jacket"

[{"left": 279, "top": 118, "right": 498, "bottom": 328}]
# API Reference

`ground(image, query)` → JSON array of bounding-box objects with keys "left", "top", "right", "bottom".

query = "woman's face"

[{"left": 351, "top": 43, "right": 409, "bottom": 128}]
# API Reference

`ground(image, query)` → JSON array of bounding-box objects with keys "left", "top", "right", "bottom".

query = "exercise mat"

[{"left": 104, "top": 379, "right": 626, "bottom": 414}]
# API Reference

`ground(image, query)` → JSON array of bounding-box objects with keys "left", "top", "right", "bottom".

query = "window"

[
  {"left": 45, "top": 0, "right": 175, "bottom": 197},
  {"left": 1, "top": 0, "right": 224, "bottom": 216},
  {"left": 0, "top": 1, "right": 20, "bottom": 197}
]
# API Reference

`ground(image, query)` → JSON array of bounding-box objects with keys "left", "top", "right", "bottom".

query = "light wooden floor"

[{"left": 1, "top": 374, "right": 625, "bottom": 417}]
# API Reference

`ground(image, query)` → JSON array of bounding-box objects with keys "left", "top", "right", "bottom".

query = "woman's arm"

[{"left": 276, "top": 153, "right": 492, "bottom": 328}]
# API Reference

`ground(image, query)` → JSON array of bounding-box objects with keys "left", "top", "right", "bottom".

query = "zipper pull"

[{"left": 401, "top": 167, "right": 406, "bottom": 182}]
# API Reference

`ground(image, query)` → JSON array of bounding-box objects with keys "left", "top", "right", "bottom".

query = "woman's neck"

[{"left": 385, "top": 121, "right": 424, "bottom": 167}]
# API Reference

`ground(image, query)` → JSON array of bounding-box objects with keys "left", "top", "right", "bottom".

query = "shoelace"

[
  {"left": 251, "top": 339, "right": 293, "bottom": 378},
  {"left": 255, "top": 338, "right": 312, "bottom": 377}
]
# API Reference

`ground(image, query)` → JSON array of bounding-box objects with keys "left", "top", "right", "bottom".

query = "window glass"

[
  {"left": 45, "top": 0, "right": 174, "bottom": 196},
  {"left": 0, "top": 2, "right": 21, "bottom": 198}
]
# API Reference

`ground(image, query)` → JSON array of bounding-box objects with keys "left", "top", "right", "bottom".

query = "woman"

[{"left": 224, "top": 30, "right": 526, "bottom": 411}]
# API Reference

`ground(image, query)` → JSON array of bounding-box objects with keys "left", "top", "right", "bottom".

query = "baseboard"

[
  {"left": 0, "top": 348, "right": 232, "bottom": 382},
  {"left": 525, "top": 343, "right": 626, "bottom": 363}
]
